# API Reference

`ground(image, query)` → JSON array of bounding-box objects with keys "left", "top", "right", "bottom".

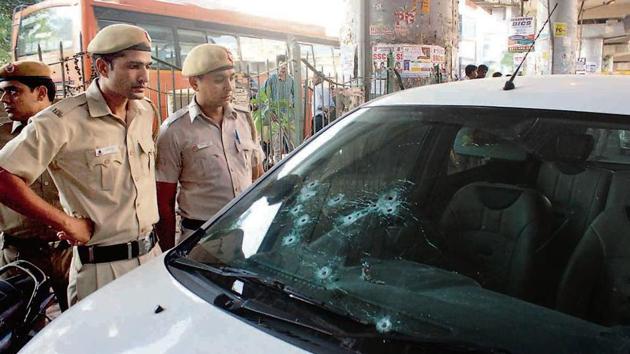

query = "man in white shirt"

[{"left": 312, "top": 74, "right": 335, "bottom": 133}]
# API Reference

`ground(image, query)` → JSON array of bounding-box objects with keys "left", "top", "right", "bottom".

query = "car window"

[{"left": 181, "top": 106, "right": 630, "bottom": 352}]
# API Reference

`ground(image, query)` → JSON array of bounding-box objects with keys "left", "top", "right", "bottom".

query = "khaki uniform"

[
  {"left": 156, "top": 97, "right": 263, "bottom": 228},
  {"left": 0, "top": 121, "right": 72, "bottom": 308},
  {"left": 0, "top": 80, "right": 160, "bottom": 304}
]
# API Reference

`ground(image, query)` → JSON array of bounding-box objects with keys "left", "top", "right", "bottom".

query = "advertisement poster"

[
  {"left": 372, "top": 44, "right": 444, "bottom": 79},
  {"left": 508, "top": 16, "right": 536, "bottom": 53}
]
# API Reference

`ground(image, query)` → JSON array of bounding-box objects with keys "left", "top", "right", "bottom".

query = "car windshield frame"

[{"left": 168, "top": 104, "right": 630, "bottom": 353}]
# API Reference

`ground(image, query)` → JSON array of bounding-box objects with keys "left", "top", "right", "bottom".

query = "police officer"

[
  {"left": 0, "top": 60, "right": 72, "bottom": 310},
  {"left": 156, "top": 44, "right": 264, "bottom": 249},
  {"left": 0, "top": 24, "right": 160, "bottom": 305}
]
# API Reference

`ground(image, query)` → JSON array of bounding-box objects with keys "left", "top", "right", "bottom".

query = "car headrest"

[
  {"left": 543, "top": 134, "right": 594, "bottom": 162},
  {"left": 606, "top": 171, "right": 630, "bottom": 208},
  {"left": 453, "top": 128, "right": 527, "bottom": 161}
]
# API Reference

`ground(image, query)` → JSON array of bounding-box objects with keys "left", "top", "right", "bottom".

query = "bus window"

[
  {"left": 16, "top": 5, "right": 79, "bottom": 57},
  {"left": 207, "top": 34, "right": 239, "bottom": 60},
  {"left": 313, "top": 44, "right": 338, "bottom": 77},
  {"left": 140, "top": 24, "right": 176, "bottom": 68},
  {"left": 300, "top": 43, "right": 315, "bottom": 78},
  {"left": 177, "top": 29, "right": 206, "bottom": 64},
  {"left": 243, "top": 38, "right": 288, "bottom": 72},
  {"left": 97, "top": 19, "right": 132, "bottom": 29},
  {"left": 300, "top": 44, "right": 315, "bottom": 61}
]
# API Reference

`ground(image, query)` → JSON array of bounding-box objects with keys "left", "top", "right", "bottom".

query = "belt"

[
  {"left": 2, "top": 233, "right": 68, "bottom": 251},
  {"left": 77, "top": 231, "right": 157, "bottom": 264},
  {"left": 181, "top": 218, "right": 206, "bottom": 231}
]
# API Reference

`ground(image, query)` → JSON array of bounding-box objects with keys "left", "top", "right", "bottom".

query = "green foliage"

[
  {"left": 0, "top": 1, "right": 37, "bottom": 63},
  {"left": 250, "top": 88, "right": 293, "bottom": 139}
]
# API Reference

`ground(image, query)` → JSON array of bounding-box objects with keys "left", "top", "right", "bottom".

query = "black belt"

[
  {"left": 181, "top": 218, "right": 206, "bottom": 230},
  {"left": 2, "top": 233, "right": 68, "bottom": 251},
  {"left": 77, "top": 232, "right": 157, "bottom": 264}
]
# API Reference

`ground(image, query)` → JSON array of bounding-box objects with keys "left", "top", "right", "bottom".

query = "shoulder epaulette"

[
  {"left": 43, "top": 94, "right": 87, "bottom": 119},
  {"left": 232, "top": 104, "right": 251, "bottom": 113},
  {"left": 161, "top": 106, "right": 189, "bottom": 128}
]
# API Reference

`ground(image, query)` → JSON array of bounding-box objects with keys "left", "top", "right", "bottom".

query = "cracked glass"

[{"left": 181, "top": 106, "right": 630, "bottom": 352}]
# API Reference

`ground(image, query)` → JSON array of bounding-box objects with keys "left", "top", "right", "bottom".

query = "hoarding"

[{"left": 509, "top": 16, "right": 536, "bottom": 53}]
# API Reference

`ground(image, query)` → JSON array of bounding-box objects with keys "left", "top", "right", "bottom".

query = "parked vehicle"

[
  {"left": 0, "top": 261, "right": 55, "bottom": 354},
  {"left": 21, "top": 75, "right": 630, "bottom": 354}
]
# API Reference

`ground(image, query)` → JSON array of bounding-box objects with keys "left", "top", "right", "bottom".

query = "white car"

[{"left": 21, "top": 75, "right": 630, "bottom": 354}]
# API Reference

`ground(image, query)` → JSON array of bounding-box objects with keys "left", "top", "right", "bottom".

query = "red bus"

[{"left": 11, "top": 0, "right": 340, "bottom": 128}]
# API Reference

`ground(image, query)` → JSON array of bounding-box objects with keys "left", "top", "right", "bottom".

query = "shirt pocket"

[
  {"left": 235, "top": 139, "right": 258, "bottom": 168},
  {"left": 138, "top": 138, "right": 155, "bottom": 176},
  {"left": 85, "top": 150, "right": 123, "bottom": 191},
  {"left": 191, "top": 141, "right": 223, "bottom": 180}
]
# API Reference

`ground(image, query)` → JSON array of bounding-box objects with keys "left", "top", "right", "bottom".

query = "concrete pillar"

[
  {"left": 579, "top": 38, "right": 603, "bottom": 73},
  {"left": 368, "top": 0, "right": 456, "bottom": 86},
  {"left": 550, "top": 0, "right": 578, "bottom": 74},
  {"left": 340, "top": 0, "right": 458, "bottom": 96}
]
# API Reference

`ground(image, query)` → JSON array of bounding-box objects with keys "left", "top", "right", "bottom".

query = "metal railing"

[{"left": 29, "top": 40, "right": 369, "bottom": 170}]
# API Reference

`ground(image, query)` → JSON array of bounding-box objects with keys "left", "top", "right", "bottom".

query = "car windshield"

[{"left": 180, "top": 105, "right": 630, "bottom": 352}]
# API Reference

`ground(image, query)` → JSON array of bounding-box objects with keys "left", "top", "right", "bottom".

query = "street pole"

[{"left": 550, "top": 0, "right": 578, "bottom": 74}]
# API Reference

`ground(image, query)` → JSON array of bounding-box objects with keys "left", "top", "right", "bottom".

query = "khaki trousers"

[{"left": 67, "top": 244, "right": 162, "bottom": 306}]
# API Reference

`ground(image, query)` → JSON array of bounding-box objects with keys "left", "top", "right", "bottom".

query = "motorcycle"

[{"left": 0, "top": 260, "right": 55, "bottom": 353}]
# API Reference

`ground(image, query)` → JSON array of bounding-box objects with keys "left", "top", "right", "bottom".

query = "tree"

[{"left": 0, "top": 1, "right": 37, "bottom": 63}]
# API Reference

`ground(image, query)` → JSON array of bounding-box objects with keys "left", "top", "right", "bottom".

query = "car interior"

[
  {"left": 203, "top": 111, "right": 630, "bottom": 329},
  {"left": 424, "top": 125, "right": 630, "bottom": 327}
]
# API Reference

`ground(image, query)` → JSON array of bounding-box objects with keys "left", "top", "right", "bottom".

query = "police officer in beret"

[
  {"left": 156, "top": 44, "right": 264, "bottom": 249},
  {"left": 0, "top": 60, "right": 73, "bottom": 310},
  {"left": 0, "top": 24, "right": 161, "bottom": 305}
]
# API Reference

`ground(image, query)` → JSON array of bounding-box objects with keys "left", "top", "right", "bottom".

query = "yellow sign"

[
  {"left": 421, "top": 0, "right": 430, "bottom": 14},
  {"left": 554, "top": 23, "right": 568, "bottom": 37}
]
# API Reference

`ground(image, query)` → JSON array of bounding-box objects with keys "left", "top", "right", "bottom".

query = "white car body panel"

[
  {"left": 19, "top": 255, "right": 309, "bottom": 354},
  {"left": 367, "top": 75, "right": 630, "bottom": 116}
]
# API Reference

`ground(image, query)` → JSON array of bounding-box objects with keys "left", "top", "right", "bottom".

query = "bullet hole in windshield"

[
  {"left": 296, "top": 214, "right": 311, "bottom": 227},
  {"left": 327, "top": 193, "right": 345, "bottom": 207},
  {"left": 281, "top": 231, "right": 301, "bottom": 247},
  {"left": 316, "top": 265, "right": 333, "bottom": 280},
  {"left": 375, "top": 316, "right": 393, "bottom": 333},
  {"left": 298, "top": 180, "right": 321, "bottom": 203},
  {"left": 289, "top": 204, "right": 304, "bottom": 216}
]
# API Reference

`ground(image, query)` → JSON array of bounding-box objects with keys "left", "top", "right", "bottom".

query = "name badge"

[
  {"left": 95, "top": 145, "right": 119, "bottom": 157},
  {"left": 193, "top": 142, "right": 213, "bottom": 152}
]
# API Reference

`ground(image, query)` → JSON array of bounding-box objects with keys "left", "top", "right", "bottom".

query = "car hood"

[{"left": 19, "top": 254, "right": 309, "bottom": 354}]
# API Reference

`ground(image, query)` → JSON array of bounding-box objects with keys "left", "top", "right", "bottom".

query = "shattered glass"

[{"left": 184, "top": 106, "right": 630, "bottom": 350}]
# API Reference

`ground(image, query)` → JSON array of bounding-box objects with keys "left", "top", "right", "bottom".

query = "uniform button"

[
  {"left": 134, "top": 176, "right": 139, "bottom": 182},
  {"left": 44, "top": 182, "right": 49, "bottom": 186},
  {"left": 136, "top": 202, "right": 141, "bottom": 207},
  {"left": 104, "top": 159, "right": 111, "bottom": 165}
]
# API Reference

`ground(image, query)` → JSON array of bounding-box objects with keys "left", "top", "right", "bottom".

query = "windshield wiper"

[
  {"left": 169, "top": 257, "right": 510, "bottom": 353},
  {"left": 169, "top": 257, "right": 273, "bottom": 281},
  {"left": 169, "top": 257, "right": 337, "bottom": 307}
]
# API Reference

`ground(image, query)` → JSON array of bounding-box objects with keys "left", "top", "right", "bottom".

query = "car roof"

[{"left": 366, "top": 75, "right": 630, "bottom": 116}]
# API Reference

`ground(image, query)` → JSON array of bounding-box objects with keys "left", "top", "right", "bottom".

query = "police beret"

[
  {"left": 87, "top": 24, "right": 152, "bottom": 55},
  {"left": 0, "top": 60, "right": 51, "bottom": 82},
  {"left": 182, "top": 44, "right": 234, "bottom": 77}
]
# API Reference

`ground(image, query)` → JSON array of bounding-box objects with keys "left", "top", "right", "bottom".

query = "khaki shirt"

[
  {"left": 0, "top": 80, "right": 158, "bottom": 246},
  {"left": 0, "top": 121, "right": 61, "bottom": 240},
  {"left": 156, "top": 97, "right": 263, "bottom": 220}
]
